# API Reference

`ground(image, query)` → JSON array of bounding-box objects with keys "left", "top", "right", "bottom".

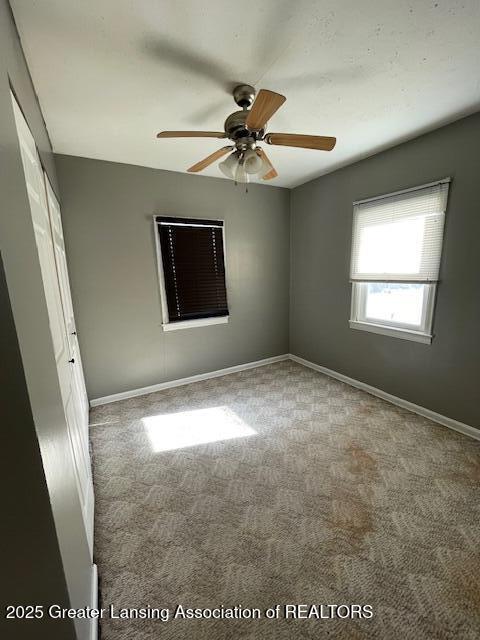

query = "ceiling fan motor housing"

[
  {"left": 224, "top": 112, "right": 265, "bottom": 147},
  {"left": 226, "top": 84, "right": 265, "bottom": 146},
  {"left": 224, "top": 110, "right": 250, "bottom": 140}
]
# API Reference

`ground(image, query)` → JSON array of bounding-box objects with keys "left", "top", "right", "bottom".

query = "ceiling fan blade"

[
  {"left": 265, "top": 133, "right": 336, "bottom": 151},
  {"left": 187, "top": 146, "right": 233, "bottom": 173},
  {"left": 246, "top": 90, "right": 286, "bottom": 130},
  {"left": 256, "top": 148, "right": 278, "bottom": 180},
  {"left": 157, "top": 131, "right": 226, "bottom": 139}
]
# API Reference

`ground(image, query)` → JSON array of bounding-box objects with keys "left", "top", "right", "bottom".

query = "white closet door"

[
  {"left": 11, "top": 93, "right": 94, "bottom": 557},
  {"left": 44, "top": 176, "right": 90, "bottom": 433}
]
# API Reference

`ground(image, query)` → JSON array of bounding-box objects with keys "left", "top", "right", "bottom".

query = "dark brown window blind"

[{"left": 156, "top": 217, "right": 229, "bottom": 322}]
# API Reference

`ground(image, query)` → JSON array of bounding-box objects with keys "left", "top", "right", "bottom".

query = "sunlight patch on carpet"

[{"left": 143, "top": 406, "right": 256, "bottom": 452}]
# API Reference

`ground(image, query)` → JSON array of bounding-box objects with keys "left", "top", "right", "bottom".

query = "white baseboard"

[
  {"left": 90, "top": 563, "right": 98, "bottom": 640},
  {"left": 289, "top": 354, "right": 480, "bottom": 441},
  {"left": 89, "top": 351, "right": 478, "bottom": 441},
  {"left": 90, "top": 354, "right": 290, "bottom": 407}
]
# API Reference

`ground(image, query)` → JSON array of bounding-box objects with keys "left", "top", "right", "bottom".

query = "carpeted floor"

[{"left": 90, "top": 360, "right": 480, "bottom": 639}]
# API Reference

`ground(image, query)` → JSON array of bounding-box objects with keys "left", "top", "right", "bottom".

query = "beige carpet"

[{"left": 90, "top": 360, "right": 480, "bottom": 639}]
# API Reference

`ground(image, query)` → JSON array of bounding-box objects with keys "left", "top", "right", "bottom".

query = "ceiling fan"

[{"left": 156, "top": 84, "right": 336, "bottom": 185}]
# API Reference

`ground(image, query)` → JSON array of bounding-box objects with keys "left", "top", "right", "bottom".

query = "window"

[
  {"left": 155, "top": 216, "right": 229, "bottom": 331},
  {"left": 349, "top": 180, "right": 450, "bottom": 344}
]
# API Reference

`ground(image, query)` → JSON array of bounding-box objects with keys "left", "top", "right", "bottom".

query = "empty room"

[{"left": 2, "top": 1, "right": 479, "bottom": 638}]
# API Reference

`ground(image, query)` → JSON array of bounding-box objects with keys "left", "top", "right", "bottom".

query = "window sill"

[
  {"left": 162, "top": 316, "right": 229, "bottom": 332},
  {"left": 349, "top": 320, "right": 432, "bottom": 344}
]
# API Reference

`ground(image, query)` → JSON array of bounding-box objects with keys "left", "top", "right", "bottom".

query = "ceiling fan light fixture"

[
  {"left": 219, "top": 151, "right": 240, "bottom": 179},
  {"left": 243, "top": 148, "right": 264, "bottom": 175},
  {"left": 234, "top": 158, "right": 248, "bottom": 184},
  {"left": 256, "top": 151, "right": 272, "bottom": 178}
]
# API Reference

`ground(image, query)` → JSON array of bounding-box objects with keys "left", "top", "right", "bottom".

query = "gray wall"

[
  {"left": 0, "top": 254, "right": 74, "bottom": 639},
  {"left": 290, "top": 111, "right": 480, "bottom": 430},
  {"left": 0, "top": 1, "right": 92, "bottom": 637},
  {"left": 55, "top": 155, "right": 290, "bottom": 400}
]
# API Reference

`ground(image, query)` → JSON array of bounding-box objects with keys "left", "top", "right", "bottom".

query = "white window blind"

[{"left": 350, "top": 181, "right": 450, "bottom": 282}]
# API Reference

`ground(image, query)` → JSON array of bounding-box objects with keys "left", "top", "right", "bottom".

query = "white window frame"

[
  {"left": 350, "top": 282, "right": 436, "bottom": 344},
  {"left": 153, "top": 216, "right": 229, "bottom": 331},
  {"left": 349, "top": 178, "right": 450, "bottom": 345}
]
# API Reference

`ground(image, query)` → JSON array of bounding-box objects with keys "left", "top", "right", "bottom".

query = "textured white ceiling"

[{"left": 11, "top": 0, "right": 480, "bottom": 188}]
